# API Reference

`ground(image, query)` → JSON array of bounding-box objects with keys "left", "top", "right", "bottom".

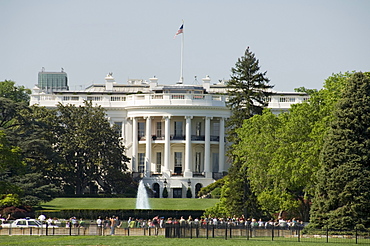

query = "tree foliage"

[
  {"left": 226, "top": 47, "right": 274, "bottom": 144},
  {"left": 52, "top": 101, "right": 130, "bottom": 195},
  {"left": 0, "top": 80, "right": 132, "bottom": 209},
  {"left": 310, "top": 72, "right": 370, "bottom": 230},
  {"left": 9, "top": 173, "right": 62, "bottom": 206},
  {"left": 0, "top": 80, "right": 31, "bottom": 103},
  {"left": 208, "top": 47, "right": 273, "bottom": 218},
  {"left": 206, "top": 71, "right": 355, "bottom": 220}
]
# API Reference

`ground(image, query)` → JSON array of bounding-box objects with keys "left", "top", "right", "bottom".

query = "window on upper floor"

[
  {"left": 138, "top": 122, "right": 145, "bottom": 139},
  {"left": 174, "top": 121, "right": 183, "bottom": 138},
  {"left": 156, "top": 122, "right": 162, "bottom": 137},
  {"left": 212, "top": 153, "right": 219, "bottom": 173},
  {"left": 114, "top": 122, "right": 123, "bottom": 137},
  {"left": 212, "top": 122, "right": 220, "bottom": 136},
  {"left": 196, "top": 122, "right": 202, "bottom": 136}
]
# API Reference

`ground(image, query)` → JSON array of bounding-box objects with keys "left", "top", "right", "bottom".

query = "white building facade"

[{"left": 30, "top": 74, "right": 309, "bottom": 198}]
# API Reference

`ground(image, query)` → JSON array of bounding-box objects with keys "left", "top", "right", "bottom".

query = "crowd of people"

[
  {"left": 2, "top": 213, "right": 305, "bottom": 235},
  {"left": 106, "top": 215, "right": 306, "bottom": 231}
]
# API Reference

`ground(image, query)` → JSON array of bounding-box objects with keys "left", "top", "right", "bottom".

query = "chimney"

[
  {"left": 105, "top": 73, "right": 115, "bottom": 91},
  {"left": 149, "top": 77, "right": 158, "bottom": 89},
  {"left": 202, "top": 75, "right": 211, "bottom": 92}
]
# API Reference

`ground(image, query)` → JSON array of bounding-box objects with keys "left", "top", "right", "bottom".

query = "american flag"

[{"left": 174, "top": 24, "right": 183, "bottom": 38}]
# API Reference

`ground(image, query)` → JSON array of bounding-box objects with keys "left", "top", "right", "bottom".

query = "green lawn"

[
  {"left": 0, "top": 236, "right": 364, "bottom": 246},
  {"left": 41, "top": 198, "right": 219, "bottom": 210}
]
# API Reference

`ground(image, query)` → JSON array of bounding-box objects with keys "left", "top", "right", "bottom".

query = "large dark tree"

[
  {"left": 208, "top": 47, "right": 274, "bottom": 218},
  {"left": 310, "top": 72, "right": 370, "bottom": 230},
  {"left": 226, "top": 46, "right": 274, "bottom": 144},
  {"left": 53, "top": 101, "right": 130, "bottom": 195}
]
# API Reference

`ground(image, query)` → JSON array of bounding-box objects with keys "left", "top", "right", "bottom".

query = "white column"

[
  {"left": 145, "top": 116, "right": 152, "bottom": 177},
  {"left": 218, "top": 117, "right": 225, "bottom": 173},
  {"left": 163, "top": 116, "right": 171, "bottom": 176},
  {"left": 204, "top": 116, "right": 212, "bottom": 178},
  {"left": 184, "top": 116, "right": 192, "bottom": 177},
  {"left": 132, "top": 117, "right": 138, "bottom": 172}
]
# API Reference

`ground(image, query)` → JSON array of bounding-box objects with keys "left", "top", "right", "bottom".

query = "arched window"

[{"left": 195, "top": 183, "right": 203, "bottom": 198}]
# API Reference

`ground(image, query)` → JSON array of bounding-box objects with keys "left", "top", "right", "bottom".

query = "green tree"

[
  {"left": 0, "top": 131, "right": 25, "bottom": 176},
  {"left": 232, "top": 110, "right": 281, "bottom": 219},
  {"left": 53, "top": 101, "right": 130, "bottom": 195},
  {"left": 265, "top": 102, "right": 321, "bottom": 221},
  {"left": 310, "top": 72, "right": 370, "bottom": 230},
  {"left": 220, "top": 47, "right": 273, "bottom": 218},
  {"left": 226, "top": 47, "right": 274, "bottom": 143},
  {"left": 9, "top": 173, "right": 62, "bottom": 206},
  {"left": 0, "top": 97, "right": 30, "bottom": 130},
  {"left": 0, "top": 80, "right": 31, "bottom": 103},
  {"left": 209, "top": 72, "right": 354, "bottom": 220}
]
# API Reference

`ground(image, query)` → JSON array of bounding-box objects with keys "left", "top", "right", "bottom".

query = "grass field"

[
  {"left": 0, "top": 236, "right": 364, "bottom": 246},
  {"left": 41, "top": 198, "right": 219, "bottom": 210}
]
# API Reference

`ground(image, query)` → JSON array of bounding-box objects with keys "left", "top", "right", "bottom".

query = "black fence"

[
  {"left": 1, "top": 222, "right": 370, "bottom": 244},
  {"left": 163, "top": 223, "right": 370, "bottom": 244}
]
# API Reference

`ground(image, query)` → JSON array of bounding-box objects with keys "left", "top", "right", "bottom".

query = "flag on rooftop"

[{"left": 174, "top": 24, "right": 183, "bottom": 38}]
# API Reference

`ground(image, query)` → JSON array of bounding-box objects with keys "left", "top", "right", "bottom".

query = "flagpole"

[{"left": 180, "top": 20, "right": 184, "bottom": 83}]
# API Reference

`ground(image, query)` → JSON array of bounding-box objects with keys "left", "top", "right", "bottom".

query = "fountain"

[{"left": 136, "top": 180, "right": 151, "bottom": 209}]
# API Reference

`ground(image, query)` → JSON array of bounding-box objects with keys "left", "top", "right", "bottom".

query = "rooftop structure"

[{"left": 37, "top": 67, "right": 69, "bottom": 92}]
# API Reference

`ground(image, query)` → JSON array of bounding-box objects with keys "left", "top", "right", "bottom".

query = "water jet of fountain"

[{"left": 136, "top": 180, "right": 151, "bottom": 209}]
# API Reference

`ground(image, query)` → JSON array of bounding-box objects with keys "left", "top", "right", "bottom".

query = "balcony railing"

[
  {"left": 210, "top": 135, "right": 220, "bottom": 141},
  {"left": 139, "top": 135, "right": 221, "bottom": 142},
  {"left": 151, "top": 135, "right": 164, "bottom": 140},
  {"left": 191, "top": 135, "right": 205, "bottom": 141},
  {"left": 170, "top": 135, "right": 185, "bottom": 140},
  {"left": 30, "top": 93, "right": 228, "bottom": 108}
]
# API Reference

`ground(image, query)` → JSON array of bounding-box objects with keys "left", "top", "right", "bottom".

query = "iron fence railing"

[{"left": 1, "top": 222, "right": 369, "bottom": 244}]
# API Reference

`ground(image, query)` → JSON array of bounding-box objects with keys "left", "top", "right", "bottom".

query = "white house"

[{"left": 30, "top": 74, "right": 309, "bottom": 198}]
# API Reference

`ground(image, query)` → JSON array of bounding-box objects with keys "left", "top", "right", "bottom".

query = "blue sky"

[{"left": 1, "top": 0, "right": 369, "bottom": 92}]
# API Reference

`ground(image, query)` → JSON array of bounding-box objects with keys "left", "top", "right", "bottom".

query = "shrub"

[
  {"left": 210, "top": 187, "right": 221, "bottom": 199},
  {"left": 0, "top": 194, "right": 21, "bottom": 207}
]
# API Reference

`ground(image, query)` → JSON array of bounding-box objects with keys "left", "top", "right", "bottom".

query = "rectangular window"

[
  {"left": 279, "top": 97, "right": 296, "bottom": 102},
  {"left": 212, "top": 122, "right": 220, "bottom": 136},
  {"left": 156, "top": 152, "right": 162, "bottom": 173},
  {"left": 114, "top": 122, "right": 123, "bottom": 137},
  {"left": 263, "top": 97, "right": 272, "bottom": 102},
  {"left": 171, "top": 94, "right": 185, "bottom": 99},
  {"left": 138, "top": 153, "right": 145, "bottom": 173},
  {"left": 212, "top": 153, "right": 219, "bottom": 172},
  {"left": 87, "top": 96, "right": 102, "bottom": 101},
  {"left": 138, "top": 122, "right": 145, "bottom": 139},
  {"left": 196, "top": 122, "right": 202, "bottom": 136},
  {"left": 174, "top": 121, "right": 183, "bottom": 138},
  {"left": 195, "top": 152, "right": 202, "bottom": 173},
  {"left": 174, "top": 152, "right": 182, "bottom": 174},
  {"left": 156, "top": 122, "right": 162, "bottom": 138},
  {"left": 110, "top": 96, "right": 125, "bottom": 101}
]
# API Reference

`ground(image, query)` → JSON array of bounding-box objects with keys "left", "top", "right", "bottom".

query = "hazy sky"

[{"left": 1, "top": 0, "right": 370, "bottom": 92}]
